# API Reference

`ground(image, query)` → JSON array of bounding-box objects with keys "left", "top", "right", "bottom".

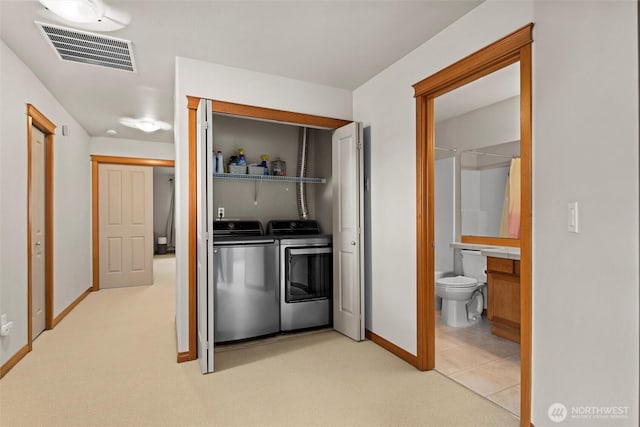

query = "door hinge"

[
  {"left": 356, "top": 142, "right": 363, "bottom": 150},
  {"left": 203, "top": 341, "right": 209, "bottom": 350},
  {"left": 203, "top": 232, "right": 209, "bottom": 240}
]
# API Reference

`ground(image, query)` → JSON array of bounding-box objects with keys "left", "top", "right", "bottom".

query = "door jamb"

[
  {"left": 91, "top": 155, "right": 175, "bottom": 291},
  {"left": 185, "top": 97, "right": 351, "bottom": 362},
  {"left": 26, "top": 104, "right": 56, "bottom": 348},
  {"left": 412, "top": 24, "right": 533, "bottom": 427}
]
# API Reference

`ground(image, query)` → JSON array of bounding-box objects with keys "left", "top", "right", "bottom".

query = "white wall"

[
  {"left": 435, "top": 158, "right": 455, "bottom": 272},
  {"left": 90, "top": 137, "right": 174, "bottom": 160},
  {"left": 354, "top": 1, "right": 638, "bottom": 425},
  {"left": 352, "top": 0, "right": 534, "bottom": 354},
  {"left": 532, "top": 2, "right": 638, "bottom": 425},
  {"left": 1, "top": 40, "right": 92, "bottom": 366},
  {"left": 174, "top": 57, "right": 352, "bottom": 352}
]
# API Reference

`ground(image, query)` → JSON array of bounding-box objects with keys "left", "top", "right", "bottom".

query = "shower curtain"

[
  {"left": 165, "top": 177, "right": 175, "bottom": 251},
  {"left": 499, "top": 158, "right": 521, "bottom": 238}
]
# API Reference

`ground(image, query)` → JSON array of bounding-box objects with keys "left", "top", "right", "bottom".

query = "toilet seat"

[{"left": 436, "top": 276, "right": 478, "bottom": 288}]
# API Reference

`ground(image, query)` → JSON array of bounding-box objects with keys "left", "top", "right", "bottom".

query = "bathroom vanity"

[{"left": 486, "top": 256, "right": 520, "bottom": 343}]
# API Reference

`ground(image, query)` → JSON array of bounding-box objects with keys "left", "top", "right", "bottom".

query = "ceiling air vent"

[{"left": 36, "top": 21, "right": 136, "bottom": 72}]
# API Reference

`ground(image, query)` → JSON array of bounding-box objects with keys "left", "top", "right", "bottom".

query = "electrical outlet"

[{"left": 217, "top": 207, "right": 225, "bottom": 219}]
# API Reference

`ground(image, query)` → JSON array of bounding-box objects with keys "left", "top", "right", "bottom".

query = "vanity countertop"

[{"left": 449, "top": 242, "right": 520, "bottom": 260}]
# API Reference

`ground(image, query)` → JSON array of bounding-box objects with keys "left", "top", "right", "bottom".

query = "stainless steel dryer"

[{"left": 267, "top": 220, "right": 332, "bottom": 331}]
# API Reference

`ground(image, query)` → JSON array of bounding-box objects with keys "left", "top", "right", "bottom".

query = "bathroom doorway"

[
  {"left": 413, "top": 25, "right": 533, "bottom": 426},
  {"left": 432, "top": 63, "right": 522, "bottom": 415}
]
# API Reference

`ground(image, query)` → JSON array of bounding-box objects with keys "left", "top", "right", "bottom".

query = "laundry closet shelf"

[{"left": 213, "top": 173, "right": 326, "bottom": 184}]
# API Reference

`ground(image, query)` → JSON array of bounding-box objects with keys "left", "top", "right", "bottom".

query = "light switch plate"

[{"left": 568, "top": 202, "right": 579, "bottom": 233}]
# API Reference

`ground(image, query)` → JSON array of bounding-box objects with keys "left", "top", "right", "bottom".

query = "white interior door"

[
  {"left": 31, "top": 125, "right": 46, "bottom": 339},
  {"left": 332, "top": 122, "right": 365, "bottom": 341},
  {"left": 196, "top": 98, "right": 215, "bottom": 374},
  {"left": 99, "top": 164, "right": 154, "bottom": 288}
]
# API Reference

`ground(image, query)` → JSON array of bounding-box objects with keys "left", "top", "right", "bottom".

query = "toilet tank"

[{"left": 461, "top": 250, "right": 487, "bottom": 283}]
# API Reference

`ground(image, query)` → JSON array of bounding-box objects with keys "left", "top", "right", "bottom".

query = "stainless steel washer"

[{"left": 213, "top": 221, "right": 279, "bottom": 343}]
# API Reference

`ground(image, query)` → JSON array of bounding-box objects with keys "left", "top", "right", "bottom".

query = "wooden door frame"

[
  {"left": 413, "top": 24, "right": 533, "bottom": 427},
  {"left": 26, "top": 104, "right": 56, "bottom": 349},
  {"left": 91, "top": 155, "right": 175, "bottom": 291},
  {"left": 184, "top": 97, "right": 351, "bottom": 362}
]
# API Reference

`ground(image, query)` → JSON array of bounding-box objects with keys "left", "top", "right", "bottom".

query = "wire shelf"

[{"left": 213, "top": 173, "right": 326, "bottom": 184}]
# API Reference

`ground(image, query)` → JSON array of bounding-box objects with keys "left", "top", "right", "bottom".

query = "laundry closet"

[{"left": 192, "top": 99, "right": 365, "bottom": 374}]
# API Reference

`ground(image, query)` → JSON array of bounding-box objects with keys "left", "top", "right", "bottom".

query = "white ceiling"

[{"left": 0, "top": 0, "right": 482, "bottom": 143}]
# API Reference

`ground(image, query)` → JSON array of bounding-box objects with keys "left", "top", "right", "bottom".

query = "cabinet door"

[{"left": 489, "top": 272, "right": 520, "bottom": 327}]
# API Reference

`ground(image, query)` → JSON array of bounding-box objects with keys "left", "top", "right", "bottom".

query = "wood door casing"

[{"left": 413, "top": 24, "right": 533, "bottom": 427}]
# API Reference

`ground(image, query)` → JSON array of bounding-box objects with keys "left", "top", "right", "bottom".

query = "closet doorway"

[{"left": 413, "top": 24, "right": 533, "bottom": 427}]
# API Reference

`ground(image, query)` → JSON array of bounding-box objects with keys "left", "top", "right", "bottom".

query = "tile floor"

[{"left": 435, "top": 311, "right": 521, "bottom": 416}]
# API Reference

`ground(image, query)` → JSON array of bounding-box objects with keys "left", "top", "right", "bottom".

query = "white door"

[
  {"left": 99, "top": 164, "right": 154, "bottom": 288},
  {"left": 332, "top": 122, "right": 365, "bottom": 341},
  {"left": 31, "top": 126, "right": 46, "bottom": 339},
  {"left": 196, "top": 98, "right": 215, "bottom": 374}
]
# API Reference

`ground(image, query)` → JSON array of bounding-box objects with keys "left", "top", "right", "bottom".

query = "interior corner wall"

[
  {"left": 173, "top": 57, "right": 352, "bottom": 353},
  {"left": 531, "top": 2, "right": 639, "bottom": 426},
  {"left": 352, "top": 0, "right": 534, "bottom": 354},
  {"left": 0, "top": 40, "right": 91, "bottom": 367},
  {"left": 89, "top": 137, "right": 175, "bottom": 160}
]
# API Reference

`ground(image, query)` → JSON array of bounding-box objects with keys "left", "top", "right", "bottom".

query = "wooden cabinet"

[{"left": 486, "top": 257, "right": 520, "bottom": 343}]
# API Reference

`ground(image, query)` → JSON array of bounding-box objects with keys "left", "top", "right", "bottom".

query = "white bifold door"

[
  {"left": 196, "top": 98, "right": 215, "bottom": 374},
  {"left": 332, "top": 122, "right": 365, "bottom": 341}
]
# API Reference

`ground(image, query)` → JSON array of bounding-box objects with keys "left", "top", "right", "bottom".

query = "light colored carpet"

[{"left": 0, "top": 256, "right": 518, "bottom": 427}]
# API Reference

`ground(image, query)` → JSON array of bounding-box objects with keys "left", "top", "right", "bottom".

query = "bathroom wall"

[
  {"left": 435, "top": 96, "right": 519, "bottom": 152},
  {"left": 435, "top": 157, "right": 455, "bottom": 272}
]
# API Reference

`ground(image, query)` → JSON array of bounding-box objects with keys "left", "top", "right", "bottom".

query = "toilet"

[{"left": 436, "top": 250, "right": 486, "bottom": 327}]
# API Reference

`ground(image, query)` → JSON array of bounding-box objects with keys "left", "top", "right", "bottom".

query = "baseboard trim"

[
  {"left": 365, "top": 329, "right": 418, "bottom": 368},
  {"left": 52, "top": 287, "right": 93, "bottom": 328},
  {"left": 177, "top": 351, "right": 193, "bottom": 363},
  {"left": 0, "top": 344, "right": 30, "bottom": 379}
]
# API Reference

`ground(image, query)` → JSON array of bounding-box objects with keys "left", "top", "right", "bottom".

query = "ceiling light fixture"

[
  {"left": 39, "top": 0, "right": 104, "bottom": 24},
  {"left": 37, "top": 0, "right": 131, "bottom": 31},
  {"left": 119, "top": 118, "right": 172, "bottom": 133}
]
